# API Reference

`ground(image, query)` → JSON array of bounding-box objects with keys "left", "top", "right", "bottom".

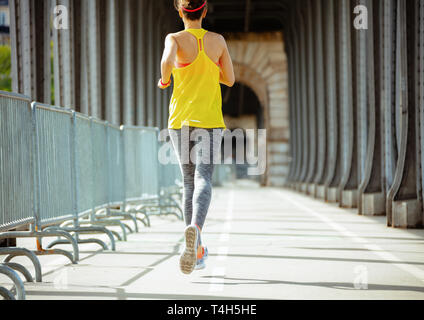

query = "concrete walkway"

[{"left": 2, "top": 184, "right": 424, "bottom": 300}]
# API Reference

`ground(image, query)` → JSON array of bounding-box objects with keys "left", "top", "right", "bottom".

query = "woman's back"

[
  {"left": 158, "top": 0, "right": 235, "bottom": 130},
  {"left": 169, "top": 28, "right": 225, "bottom": 129},
  {"left": 172, "top": 30, "right": 224, "bottom": 67}
]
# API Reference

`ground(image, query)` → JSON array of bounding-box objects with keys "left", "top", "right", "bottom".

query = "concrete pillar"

[
  {"left": 155, "top": 13, "right": 164, "bottom": 129},
  {"left": 304, "top": 1, "right": 317, "bottom": 188},
  {"left": 79, "top": 0, "right": 89, "bottom": 115},
  {"left": 35, "top": 0, "right": 52, "bottom": 104},
  {"left": 87, "top": 0, "right": 102, "bottom": 118},
  {"left": 297, "top": 6, "right": 309, "bottom": 185},
  {"left": 10, "top": 0, "right": 51, "bottom": 103},
  {"left": 52, "top": 0, "right": 75, "bottom": 108},
  {"left": 357, "top": 0, "right": 385, "bottom": 215},
  {"left": 162, "top": 22, "right": 171, "bottom": 130},
  {"left": 337, "top": 0, "right": 357, "bottom": 208},
  {"left": 292, "top": 25, "right": 302, "bottom": 183},
  {"left": 312, "top": 0, "right": 327, "bottom": 188},
  {"left": 356, "top": 0, "right": 369, "bottom": 187},
  {"left": 286, "top": 32, "right": 296, "bottom": 185},
  {"left": 146, "top": 1, "right": 155, "bottom": 127},
  {"left": 9, "top": 0, "right": 24, "bottom": 95},
  {"left": 136, "top": 0, "right": 147, "bottom": 126},
  {"left": 105, "top": 0, "right": 121, "bottom": 125},
  {"left": 382, "top": 0, "right": 397, "bottom": 197},
  {"left": 322, "top": 0, "right": 339, "bottom": 202},
  {"left": 387, "top": 0, "right": 423, "bottom": 227},
  {"left": 121, "top": 0, "right": 135, "bottom": 125}
]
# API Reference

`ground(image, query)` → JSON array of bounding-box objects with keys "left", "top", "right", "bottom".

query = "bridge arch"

[{"left": 226, "top": 32, "right": 289, "bottom": 186}]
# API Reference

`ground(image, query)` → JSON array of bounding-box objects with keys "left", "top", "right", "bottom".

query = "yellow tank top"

[{"left": 168, "top": 29, "right": 226, "bottom": 130}]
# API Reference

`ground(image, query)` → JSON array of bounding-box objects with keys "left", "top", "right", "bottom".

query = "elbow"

[
  {"left": 222, "top": 75, "right": 235, "bottom": 87},
  {"left": 226, "top": 77, "right": 235, "bottom": 87},
  {"left": 228, "top": 72, "right": 236, "bottom": 87}
]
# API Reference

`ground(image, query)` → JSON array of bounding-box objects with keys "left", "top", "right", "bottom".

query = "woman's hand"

[{"left": 158, "top": 78, "right": 171, "bottom": 90}]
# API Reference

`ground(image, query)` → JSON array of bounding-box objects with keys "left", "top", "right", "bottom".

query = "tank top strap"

[{"left": 185, "top": 28, "right": 208, "bottom": 52}]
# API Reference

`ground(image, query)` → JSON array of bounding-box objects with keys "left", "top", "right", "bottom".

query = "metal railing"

[
  {"left": 121, "top": 127, "right": 183, "bottom": 221},
  {"left": 33, "top": 104, "right": 75, "bottom": 228},
  {"left": 0, "top": 94, "right": 78, "bottom": 299},
  {"left": 212, "top": 164, "right": 237, "bottom": 187},
  {"left": 0, "top": 92, "right": 36, "bottom": 300},
  {"left": 46, "top": 112, "right": 119, "bottom": 250},
  {"left": 157, "top": 142, "right": 184, "bottom": 220},
  {"left": 0, "top": 92, "right": 35, "bottom": 233},
  {"left": 0, "top": 91, "right": 183, "bottom": 299}
]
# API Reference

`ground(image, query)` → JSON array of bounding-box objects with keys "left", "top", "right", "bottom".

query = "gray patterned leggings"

[{"left": 169, "top": 127, "right": 224, "bottom": 231}]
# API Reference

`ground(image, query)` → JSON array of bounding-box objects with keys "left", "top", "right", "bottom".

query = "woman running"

[{"left": 158, "top": 0, "right": 235, "bottom": 275}]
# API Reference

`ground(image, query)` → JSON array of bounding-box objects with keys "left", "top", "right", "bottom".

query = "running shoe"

[
  {"left": 194, "top": 246, "right": 208, "bottom": 270},
  {"left": 179, "top": 225, "right": 198, "bottom": 275}
]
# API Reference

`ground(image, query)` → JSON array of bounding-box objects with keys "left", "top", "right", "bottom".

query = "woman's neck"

[{"left": 184, "top": 20, "right": 202, "bottom": 30}]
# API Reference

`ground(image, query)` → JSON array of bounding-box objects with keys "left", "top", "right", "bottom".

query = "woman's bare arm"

[
  {"left": 218, "top": 36, "right": 235, "bottom": 87},
  {"left": 159, "top": 34, "right": 178, "bottom": 89}
]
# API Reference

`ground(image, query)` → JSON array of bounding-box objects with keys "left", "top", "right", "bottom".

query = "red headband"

[{"left": 182, "top": 1, "right": 206, "bottom": 13}]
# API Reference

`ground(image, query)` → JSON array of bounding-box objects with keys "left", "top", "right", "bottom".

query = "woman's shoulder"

[
  {"left": 204, "top": 31, "right": 226, "bottom": 48},
  {"left": 166, "top": 30, "right": 190, "bottom": 42},
  {"left": 205, "top": 31, "right": 225, "bottom": 41},
  {"left": 166, "top": 31, "right": 185, "bottom": 40},
  {"left": 164, "top": 31, "right": 186, "bottom": 48},
  {"left": 167, "top": 30, "right": 226, "bottom": 48}
]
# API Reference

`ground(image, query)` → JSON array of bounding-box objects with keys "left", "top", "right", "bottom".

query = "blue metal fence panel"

[
  {"left": 74, "top": 113, "right": 94, "bottom": 215},
  {"left": 123, "top": 127, "right": 144, "bottom": 202},
  {"left": 159, "top": 144, "right": 182, "bottom": 189},
  {"left": 107, "top": 124, "right": 125, "bottom": 205},
  {"left": 140, "top": 128, "right": 160, "bottom": 198},
  {"left": 91, "top": 119, "right": 109, "bottom": 210},
  {"left": 33, "top": 103, "right": 74, "bottom": 227},
  {"left": 212, "top": 164, "right": 236, "bottom": 187},
  {"left": 0, "top": 92, "right": 35, "bottom": 232}
]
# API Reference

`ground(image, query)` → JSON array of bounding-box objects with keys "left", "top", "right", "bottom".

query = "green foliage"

[
  {"left": 0, "top": 45, "right": 11, "bottom": 92},
  {"left": 0, "top": 43, "right": 55, "bottom": 101}
]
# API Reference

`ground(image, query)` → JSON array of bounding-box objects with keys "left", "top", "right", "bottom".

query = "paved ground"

[{"left": 2, "top": 184, "right": 424, "bottom": 300}]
